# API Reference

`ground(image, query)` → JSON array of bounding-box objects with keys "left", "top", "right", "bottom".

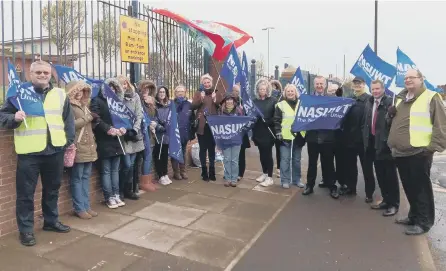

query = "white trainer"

[
  {"left": 260, "top": 177, "right": 274, "bottom": 187},
  {"left": 256, "top": 174, "right": 267, "bottom": 182}
]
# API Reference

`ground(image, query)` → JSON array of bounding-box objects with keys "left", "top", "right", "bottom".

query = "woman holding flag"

[
  {"left": 271, "top": 79, "right": 284, "bottom": 178},
  {"left": 219, "top": 92, "right": 245, "bottom": 187},
  {"left": 191, "top": 74, "right": 223, "bottom": 181},
  {"left": 273, "top": 84, "right": 305, "bottom": 189},
  {"left": 252, "top": 78, "right": 277, "bottom": 187},
  {"left": 151, "top": 86, "right": 172, "bottom": 186}
]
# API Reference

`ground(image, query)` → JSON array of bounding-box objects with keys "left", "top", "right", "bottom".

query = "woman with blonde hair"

[{"left": 191, "top": 74, "right": 223, "bottom": 181}]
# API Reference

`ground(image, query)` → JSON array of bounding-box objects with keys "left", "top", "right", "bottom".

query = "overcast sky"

[{"left": 153, "top": 0, "right": 446, "bottom": 85}]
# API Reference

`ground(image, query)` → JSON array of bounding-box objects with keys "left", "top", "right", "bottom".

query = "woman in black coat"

[
  {"left": 90, "top": 79, "right": 126, "bottom": 209},
  {"left": 252, "top": 78, "right": 277, "bottom": 187}
]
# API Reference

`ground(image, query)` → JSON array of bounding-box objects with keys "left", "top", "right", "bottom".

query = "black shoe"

[
  {"left": 201, "top": 167, "right": 209, "bottom": 181},
  {"left": 383, "top": 206, "right": 398, "bottom": 217},
  {"left": 330, "top": 188, "right": 339, "bottom": 199},
  {"left": 338, "top": 184, "right": 348, "bottom": 195},
  {"left": 43, "top": 222, "right": 71, "bottom": 233},
  {"left": 365, "top": 197, "right": 373, "bottom": 203},
  {"left": 318, "top": 180, "right": 328, "bottom": 188},
  {"left": 343, "top": 188, "right": 357, "bottom": 196},
  {"left": 395, "top": 217, "right": 415, "bottom": 226},
  {"left": 209, "top": 167, "right": 216, "bottom": 181},
  {"left": 302, "top": 186, "right": 314, "bottom": 196},
  {"left": 124, "top": 191, "right": 140, "bottom": 200},
  {"left": 20, "top": 232, "right": 36, "bottom": 246},
  {"left": 371, "top": 201, "right": 388, "bottom": 210},
  {"left": 405, "top": 225, "right": 426, "bottom": 235}
]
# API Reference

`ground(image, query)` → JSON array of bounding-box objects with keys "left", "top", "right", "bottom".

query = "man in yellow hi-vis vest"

[
  {"left": 0, "top": 60, "right": 75, "bottom": 246},
  {"left": 388, "top": 69, "right": 446, "bottom": 236}
]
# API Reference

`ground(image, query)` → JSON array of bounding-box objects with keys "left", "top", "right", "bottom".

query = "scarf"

[{"left": 354, "top": 89, "right": 366, "bottom": 97}]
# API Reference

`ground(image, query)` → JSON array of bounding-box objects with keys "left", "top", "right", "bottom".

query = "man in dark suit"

[{"left": 362, "top": 79, "right": 399, "bottom": 216}]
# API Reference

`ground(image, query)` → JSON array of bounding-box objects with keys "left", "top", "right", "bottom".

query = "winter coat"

[
  {"left": 90, "top": 79, "right": 125, "bottom": 159},
  {"left": 362, "top": 95, "right": 393, "bottom": 160},
  {"left": 174, "top": 98, "right": 194, "bottom": 144},
  {"left": 252, "top": 79, "right": 277, "bottom": 146},
  {"left": 122, "top": 88, "right": 145, "bottom": 154},
  {"left": 154, "top": 100, "right": 171, "bottom": 145},
  {"left": 66, "top": 81, "right": 98, "bottom": 163},
  {"left": 341, "top": 92, "right": 371, "bottom": 148},
  {"left": 137, "top": 85, "right": 157, "bottom": 147},
  {"left": 191, "top": 88, "right": 224, "bottom": 135}
]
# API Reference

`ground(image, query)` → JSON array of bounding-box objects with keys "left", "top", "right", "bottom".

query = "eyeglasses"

[
  {"left": 404, "top": 76, "right": 421, "bottom": 81},
  {"left": 33, "top": 71, "right": 50, "bottom": 75}
]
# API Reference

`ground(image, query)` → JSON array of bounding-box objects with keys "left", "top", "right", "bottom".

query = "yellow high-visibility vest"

[
  {"left": 277, "top": 100, "right": 305, "bottom": 139},
  {"left": 395, "top": 89, "right": 439, "bottom": 147},
  {"left": 14, "top": 87, "right": 67, "bottom": 154}
]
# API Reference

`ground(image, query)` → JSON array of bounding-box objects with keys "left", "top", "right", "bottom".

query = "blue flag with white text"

[
  {"left": 289, "top": 66, "right": 307, "bottom": 94},
  {"left": 6, "top": 60, "right": 45, "bottom": 116},
  {"left": 102, "top": 84, "right": 136, "bottom": 129},
  {"left": 53, "top": 64, "right": 103, "bottom": 98},
  {"left": 207, "top": 115, "right": 253, "bottom": 149},
  {"left": 240, "top": 51, "right": 264, "bottom": 119},
  {"left": 221, "top": 44, "right": 242, "bottom": 93},
  {"left": 350, "top": 44, "right": 396, "bottom": 89},
  {"left": 396, "top": 48, "right": 443, "bottom": 92},
  {"left": 168, "top": 102, "right": 184, "bottom": 163},
  {"left": 291, "top": 95, "right": 354, "bottom": 132}
]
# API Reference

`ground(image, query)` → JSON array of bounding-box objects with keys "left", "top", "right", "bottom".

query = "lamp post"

[
  {"left": 262, "top": 27, "right": 275, "bottom": 78},
  {"left": 374, "top": 0, "right": 378, "bottom": 53}
]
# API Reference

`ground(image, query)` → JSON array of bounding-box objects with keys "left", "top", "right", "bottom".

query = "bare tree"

[
  {"left": 256, "top": 54, "right": 266, "bottom": 77},
  {"left": 42, "top": 0, "right": 86, "bottom": 61},
  {"left": 93, "top": 9, "right": 120, "bottom": 64}
]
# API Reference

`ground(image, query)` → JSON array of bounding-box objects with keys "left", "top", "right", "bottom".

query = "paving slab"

[
  {"left": 61, "top": 211, "right": 136, "bottom": 236},
  {"left": 43, "top": 235, "right": 146, "bottom": 271},
  {"left": 229, "top": 189, "right": 289, "bottom": 207},
  {"left": 235, "top": 178, "right": 259, "bottom": 190},
  {"left": 170, "top": 193, "right": 232, "bottom": 213},
  {"left": 139, "top": 187, "right": 189, "bottom": 203},
  {"left": 221, "top": 200, "right": 278, "bottom": 222},
  {"left": 105, "top": 218, "right": 193, "bottom": 253},
  {"left": 124, "top": 249, "right": 223, "bottom": 271},
  {"left": 252, "top": 183, "right": 298, "bottom": 196},
  {"left": 166, "top": 179, "right": 196, "bottom": 190},
  {"left": 91, "top": 199, "right": 154, "bottom": 216},
  {"left": 132, "top": 202, "right": 206, "bottom": 227},
  {"left": 169, "top": 232, "right": 244, "bottom": 269},
  {"left": 180, "top": 180, "right": 239, "bottom": 198},
  {"left": 188, "top": 213, "right": 264, "bottom": 242},
  {"left": 0, "top": 250, "right": 55, "bottom": 271},
  {"left": 37, "top": 262, "right": 82, "bottom": 271},
  {"left": 0, "top": 229, "right": 89, "bottom": 256}
]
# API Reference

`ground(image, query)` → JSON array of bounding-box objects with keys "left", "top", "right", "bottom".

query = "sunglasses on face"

[{"left": 34, "top": 71, "right": 50, "bottom": 75}]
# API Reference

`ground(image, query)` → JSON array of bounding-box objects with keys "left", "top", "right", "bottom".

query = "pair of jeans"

[
  {"left": 280, "top": 144, "right": 302, "bottom": 185},
  {"left": 16, "top": 152, "right": 64, "bottom": 233},
  {"left": 120, "top": 153, "right": 137, "bottom": 191},
  {"left": 70, "top": 162, "right": 93, "bottom": 213},
  {"left": 101, "top": 156, "right": 121, "bottom": 201},
  {"left": 223, "top": 145, "right": 241, "bottom": 183}
]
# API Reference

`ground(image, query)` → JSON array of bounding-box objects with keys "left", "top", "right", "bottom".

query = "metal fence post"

[
  {"left": 274, "top": 65, "right": 279, "bottom": 80},
  {"left": 203, "top": 49, "right": 210, "bottom": 75},
  {"left": 250, "top": 59, "right": 256, "bottom": 98},
  {"left": 129, "top": 0, "right": 140, "bottom": 84}
]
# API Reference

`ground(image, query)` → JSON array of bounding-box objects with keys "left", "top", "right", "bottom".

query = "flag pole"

[
  {"left": 158, "top": 134, "right": 164, "bottom": 160},
  {"left": 210, "top": 57, "right": 228, "bottom": 93},
  {"left": 117, "top": 136, "right": 126, "bottom": 155},
  {"left": 16, "top": 97, "right": 28, "bottom": 128}
]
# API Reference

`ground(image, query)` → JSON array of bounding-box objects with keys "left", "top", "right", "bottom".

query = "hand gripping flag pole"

[{"left": 16, "top": 97, "right": 28, "bottom": 128}]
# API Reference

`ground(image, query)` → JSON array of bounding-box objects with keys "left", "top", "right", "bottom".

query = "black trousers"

[
  {"left": 16, "top": 152, "right": 64, "bottom": 233},
  {"left": 239, "top": 145, "right": 246, "bottom": 177},
  {"left": 133, "top": 150, "right": 144, "bottom": 191},
  {"left": 197, "top": 124, "right": 216, "bottom": 171},
  {"left": 274, "top": 139, "right": 281, "bottom": 170},
  {"left": 257, "top": 143, "right": 274, "bottom": 177},
  {"left": 374, "top": 159, "right": 400, "bottom": 207},
  {"left": 395, "top": 153, "right": 435, "bottom": 231},
  {"left": 306, "top": 142, "right": 336, "bottom": 189},
  {"left": 345, "top": 143, "right": 375, "bottom": 197},
  {"left": 334, "top": 144, "right": 346, "bottom": 186},
  {"left": 153, "top": 144, "right": 169, "bottom": 177}
]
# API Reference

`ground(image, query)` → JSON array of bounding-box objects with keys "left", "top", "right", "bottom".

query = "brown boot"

[
  {"left": 171, "top": 159, "right": 182, "bottom": 180},
  {"left": 87, "top": 209, "right": 98, "bottom": 217},
  {"left": 140, "top": 174, "right": 157, "bottom": 192},
  {"left": 179, "top": 163, "right": 188, "bottom": 180},
  {"left": 76, "top": 211, "right": 92, "bottom": 220}
]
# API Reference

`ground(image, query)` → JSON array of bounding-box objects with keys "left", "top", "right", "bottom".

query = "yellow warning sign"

[{"left": 120, "top": 15, "right": 149, "bottom": 64}]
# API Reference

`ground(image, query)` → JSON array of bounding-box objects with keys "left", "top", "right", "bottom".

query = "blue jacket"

[
  {"left": 174, "top": 98, "right": 193, "bottom": 144},
  {"left": 154, "top": 100, "right": 171, "bottom": 144}
]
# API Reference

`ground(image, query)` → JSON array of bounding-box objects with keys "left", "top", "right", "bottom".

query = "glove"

[
  {"left": 388, "top": 106, "right": 397, "bottom": 118},
  {"left": 335, "top": 87, "right": 343, "bottom": 97},
  {"left": 90, "top": 112, "right": 100, "bottom": 121},
  {"left": 124, "top": 129, "right": 138, "bottom": 142},
  {"left": 276, "top": 133, "right": 283, "bottom": 141}
]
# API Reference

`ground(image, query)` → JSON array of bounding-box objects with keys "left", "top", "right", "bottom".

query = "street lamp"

[{"left": 262, "top": 27, "right": 275, "bottom": 78}]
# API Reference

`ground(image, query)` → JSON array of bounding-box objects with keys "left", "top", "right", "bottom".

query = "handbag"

[{"left": 64, "top": 126, "right": 85, "bottom": 168}]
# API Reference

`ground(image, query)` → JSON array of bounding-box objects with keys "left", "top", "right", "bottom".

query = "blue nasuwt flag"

[
  {"left": 6, "top": 60, "right": 45, "bottom": 116},
  {"left": 141, "top": 111, "right": 152, "bottom": 175},
  {"left": 102, "top": 83, "right": 136, "bottom": 129},
  {"left": 396, "top": 48, "right": 443, "bottom": 92},
  {"left": 240, "top": 51, "right": 264, "bottom": 119},
  {"left": 350, "top": 44, "right": 396, "bottom": 89},
  {"left": 167, "top": 101, "right": 184, "bottom": 163},
  {"left": 207, "top": 115, "right": 253, "bottom": 149},
  {"left": 220, "top": 44, "right": 242, "bottom": 93},
  {"left": 290, "top": 66, "right": 307, "bottom": 94},
  {"left": 53, "top": 64, "right": 103, "bottom": 98},
  {"left": 291, "top": 94, "right": 355, "bottom": 132}
]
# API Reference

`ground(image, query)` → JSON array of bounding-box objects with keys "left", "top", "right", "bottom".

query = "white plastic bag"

[{"left": 191, "top": 143, "right": 201, "bottom": 168}]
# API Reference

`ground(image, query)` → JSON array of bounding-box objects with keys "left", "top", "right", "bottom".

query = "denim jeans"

[
  {"left": 101, "top": 156, "right": 121, "bottom": 200},
  {"left": 223, "top": 145, "right": 241, "bottom": 183},
  {"left": 280, "top": 144, "right": 302, "bottom": 185},
  {"left": 121, "top": 153, "right": 137, "bottom": 185},
  {"left": 70, "top": 162, "right": 93, "bottom": 213}
]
